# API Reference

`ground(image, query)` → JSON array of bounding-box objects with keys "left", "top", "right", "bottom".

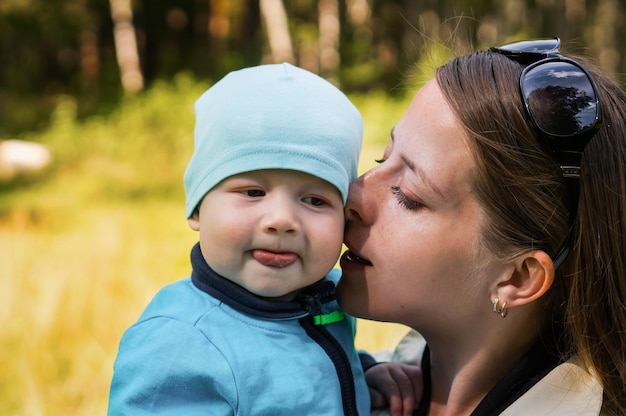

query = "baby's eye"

[
  {"left": 303, "top": 196, "right": 327, "bottom": 207},
  {"left": 244, "top": 189, "right": 265, "bottom": 197}
]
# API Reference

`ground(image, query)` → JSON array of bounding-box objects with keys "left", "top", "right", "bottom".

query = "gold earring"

[{"left": 492, "top": 298, "right": 508, "bottom": 318}]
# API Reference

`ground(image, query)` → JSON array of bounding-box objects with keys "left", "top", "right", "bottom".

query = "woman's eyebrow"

[
  {"left": 402, "top": 154, "right": 443, "bottom": 198},
  {"left": 390, "top": 127, "right": 443, "bottom": 199},
  {"left": 390, "top": 127, "right": 442, "bottom": 197}
]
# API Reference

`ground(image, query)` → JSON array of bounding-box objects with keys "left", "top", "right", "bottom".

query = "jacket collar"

[{"left": 189, "top": 242, "right": 338, "bottom": 319}]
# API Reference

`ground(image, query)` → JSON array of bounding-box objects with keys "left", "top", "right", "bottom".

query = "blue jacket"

[{"left": 108, "top": 243, "right": 369, "bottom": 415}]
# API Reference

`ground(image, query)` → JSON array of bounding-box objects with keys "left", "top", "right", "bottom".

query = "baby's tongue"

[{"left": 253, "top": 249, "right": 298, "bottom": 268}]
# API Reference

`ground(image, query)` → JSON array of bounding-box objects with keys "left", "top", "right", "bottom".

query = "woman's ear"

[
  {"left": 495, "top": 250, "right": 555, "bottom": 307},
  {"left": 188, "top": 212, "right": 200, "bottom": 231}
]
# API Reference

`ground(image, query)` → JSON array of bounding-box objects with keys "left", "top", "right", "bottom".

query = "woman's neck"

[{"left": 422, "top": 317, "right": 546, "bottom": 415}]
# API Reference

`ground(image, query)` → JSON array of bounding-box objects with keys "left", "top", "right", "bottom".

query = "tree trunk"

[
  {"left": 259, "top": 0, "right": 294, "bottom": 63},
  {"left": 589, "top": 0, "right": 620, "bottom": 75},
  {"left": 79, "top": 29, "right": 100, "bottom": 91},
  {"left": 346, "top": 0, "right": 371, "bottom": 38},
  {"left": 109, "top": 0, "right": 144, "bottom": 94},
  {"left": 318, "top": 0, "right": 340, "bottom": 85},
  {"left": 209, "top": 0, "right": 231, "bottom": 39}
]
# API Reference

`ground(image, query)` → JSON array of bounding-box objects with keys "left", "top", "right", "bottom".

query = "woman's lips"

[
  {"left": 343, "top": 250, "right": 373, "bottom": 266},
  {"left": 252, "top": 249, "right": 298, "bottom": 268}
]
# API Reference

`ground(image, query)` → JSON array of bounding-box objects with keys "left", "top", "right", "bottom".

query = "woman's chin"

[{"left": 336, "top": 280, "right": 368, "bottom": 317}]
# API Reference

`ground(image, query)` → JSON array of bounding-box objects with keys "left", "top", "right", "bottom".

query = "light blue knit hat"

[{"left": 184, "top": 62, "right": 363, "bottom": 218}]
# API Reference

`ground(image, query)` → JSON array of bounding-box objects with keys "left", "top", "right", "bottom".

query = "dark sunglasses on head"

[
  {"left": 489, "top": 37, "right": 603, "bottom": 269},
  {"left": 489, "top": 37, "right": 602, "bottom": 179}
]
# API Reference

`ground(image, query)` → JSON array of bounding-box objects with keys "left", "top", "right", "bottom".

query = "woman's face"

[{"left": 339, "top": 80, "right": 501, "bottom": 331}]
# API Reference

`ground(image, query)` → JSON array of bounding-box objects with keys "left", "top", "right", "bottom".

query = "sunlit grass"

[{"left": 0, "top": 76, "right": 413, "bottom": 415}]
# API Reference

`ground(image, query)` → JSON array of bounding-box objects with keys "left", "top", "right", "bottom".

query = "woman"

[{"left": 339, "top": 38, "right": 626, "bottom": 414}]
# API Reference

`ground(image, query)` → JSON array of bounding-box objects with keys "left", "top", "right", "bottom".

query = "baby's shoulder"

[{"left": 136, "top": 277, "right": 221, "bottom": 325}]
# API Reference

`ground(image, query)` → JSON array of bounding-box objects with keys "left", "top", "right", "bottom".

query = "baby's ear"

[
  {"left": 188, "top": 212, "right": 200, "bottom": 231},
  {"left": 495, "top": 250, "right": 554, "bottom": 307}
]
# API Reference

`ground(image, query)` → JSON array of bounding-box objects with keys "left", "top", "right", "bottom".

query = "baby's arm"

[{"left": 365, "top": 361, "right": 423, "bottom": 416}]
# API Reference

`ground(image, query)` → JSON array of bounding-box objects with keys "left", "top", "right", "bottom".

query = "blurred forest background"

[
  {"left": 1, "top": 0, "right": 625, "bottom": 415},
  {"left": 1, "top": 0, "right": 624, "bottom": 137}
]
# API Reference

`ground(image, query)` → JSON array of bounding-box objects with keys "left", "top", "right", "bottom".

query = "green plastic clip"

[{"left": 312, "top": 310, "right": 345, "bottom": 325}]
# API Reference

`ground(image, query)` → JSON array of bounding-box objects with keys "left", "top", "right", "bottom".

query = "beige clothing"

[{"left": 372, "top": 330, "right": 607, "bottom": 416}]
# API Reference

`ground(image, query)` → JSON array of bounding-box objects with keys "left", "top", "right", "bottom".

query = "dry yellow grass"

[{"left": 1, "top": 200, "right": 195, "bottom": 414}]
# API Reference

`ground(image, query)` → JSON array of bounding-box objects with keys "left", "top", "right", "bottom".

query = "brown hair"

[{"left": 436, "top": 50, "right": 626, "bottom": 413}]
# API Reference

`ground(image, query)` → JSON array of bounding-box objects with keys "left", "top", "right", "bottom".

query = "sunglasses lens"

[{"left": 521, "top": 61, "right": 600, "bottom": 137}]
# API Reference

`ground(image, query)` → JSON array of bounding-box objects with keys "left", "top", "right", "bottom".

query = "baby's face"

[{"left": 188, "top": 169, "right": 345, "bottom": 300}]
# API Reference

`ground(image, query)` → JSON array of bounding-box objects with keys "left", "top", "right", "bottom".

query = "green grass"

[{"left": 1, "top": 74, "right": 413, "bottom": 415}]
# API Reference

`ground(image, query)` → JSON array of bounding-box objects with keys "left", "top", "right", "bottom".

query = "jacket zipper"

[{"left": 299, "top": 316, "right": 359, "bottom": 416}]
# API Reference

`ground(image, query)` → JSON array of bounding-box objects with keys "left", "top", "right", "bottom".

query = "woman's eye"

[
  {"left": 303, "top": 196, "right": 327, "bottom": 207},
  {"left": 391, "top": 186, "right": 422, "bottom": 210},
  {"left": 244, "top": 189, "right": 265, "bottom": 197}
]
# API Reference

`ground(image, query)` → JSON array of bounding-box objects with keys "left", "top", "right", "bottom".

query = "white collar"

[
  {"left": 500, "top": 357, "right": 603, "bottom": 415},
  {"left": 386, "top": 331, "right": 604, "bottom": 415}
]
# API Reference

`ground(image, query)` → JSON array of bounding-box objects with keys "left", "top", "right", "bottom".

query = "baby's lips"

[{"left": 252, "top": 249, "right": 298, "bottom": 268}]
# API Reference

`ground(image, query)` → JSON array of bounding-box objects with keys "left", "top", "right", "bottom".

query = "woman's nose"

[
  {"left": 345, "top": 166, "right": 386, "bottom": 224},
  {"left": 344, "top": 178, "right": 363, "bottom": 223},
  {"left": 344, "top": 172, "right": 370, "bottom": 224}
]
